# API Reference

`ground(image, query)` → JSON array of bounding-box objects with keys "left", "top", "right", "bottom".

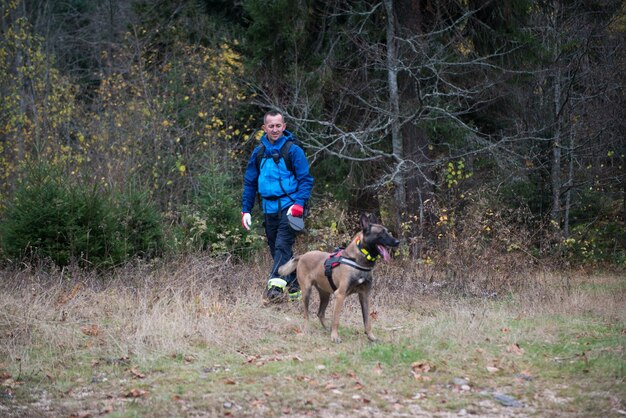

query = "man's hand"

[
  {"left": 287, "top": 204, "right": 304, "bottom": 217},
  {"left": 241, "top": 212, "right": 252, "bottom": 230}
]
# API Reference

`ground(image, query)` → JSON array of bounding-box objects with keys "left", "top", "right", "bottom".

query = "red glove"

[{"left": 289, "top": 204, "right": 304, "bottom": 217}]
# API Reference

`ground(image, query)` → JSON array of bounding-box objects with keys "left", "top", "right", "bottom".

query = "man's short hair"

[{"left": 263, "top": 110, "right": 283, "bottom": 124}]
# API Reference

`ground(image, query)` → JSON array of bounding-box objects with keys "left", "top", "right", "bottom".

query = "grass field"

[{"left": 1, "top": 255, "right": 624, "bottom": 417}]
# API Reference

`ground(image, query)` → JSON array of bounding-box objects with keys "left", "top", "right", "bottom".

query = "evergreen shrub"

[{"left": 0, "top": 165, "right": 163, "bottom": 268}]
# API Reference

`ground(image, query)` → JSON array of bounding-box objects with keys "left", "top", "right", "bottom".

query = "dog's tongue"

[{"left": 376, "top": 245, "right": 390, "bottom": 262}]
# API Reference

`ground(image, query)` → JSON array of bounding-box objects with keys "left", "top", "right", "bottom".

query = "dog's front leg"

[
  {"left": 359, "top": 291, "right": 377, "bottom": 342},
  {"left": 330, "top": 292, "right": 346, "bottom": 343}
]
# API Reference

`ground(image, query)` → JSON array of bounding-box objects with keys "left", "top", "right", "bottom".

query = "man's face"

[{"left": 262, "top": 114, "right": 286, "bottom": 143}]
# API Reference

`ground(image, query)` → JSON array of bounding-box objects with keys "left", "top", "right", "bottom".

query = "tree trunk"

[
  {"left": 383, "top": 0, "right": 406, "bottom": 221},
  {"left": 549, "top": 0, "right": 562, "bottom": 229},
  {"left": 395, "top": 0, "right": 432, "bottom": 236},
  {"left": 563, "top": 123, "right": 576, "bottom": 238},
  {"left": 550, "top": 70, "right": 562, "bottom": 227}
]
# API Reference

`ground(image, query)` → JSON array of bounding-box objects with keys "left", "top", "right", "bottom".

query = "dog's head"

[{"left": 359, "top": 213, "right": 400, "bottom": 261}]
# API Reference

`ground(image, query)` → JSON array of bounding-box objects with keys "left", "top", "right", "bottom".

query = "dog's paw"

[
  {"left": 331, "top": 334, "right": 342, "bottom": 344},
  {"left": 319, "top": 318, "right": 330, "bottom": 331},
  {"left": 366, "top": 333, "right": 378, "bottom": 342}
]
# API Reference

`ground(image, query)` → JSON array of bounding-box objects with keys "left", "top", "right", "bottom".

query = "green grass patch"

[{"left": 360, "top": 342, "right": 426, "bottom": 366}]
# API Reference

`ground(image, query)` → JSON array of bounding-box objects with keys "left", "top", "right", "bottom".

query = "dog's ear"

[{"left": 360, "top": 213, "right": 371, "bottom": 231}]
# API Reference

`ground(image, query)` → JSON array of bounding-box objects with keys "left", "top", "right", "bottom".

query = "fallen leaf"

[
  {"left": 507, "top": 343, "right": 525, "bottom": 356},
  {"left": 411, "top": 361, "right": 433, "bottom": 373},
  {"left": 224, "top": 379, "right": 237, "bottom": 385},
  {"left": 412, "top": 374, "right": 432, "bottom": 382},
  {"left": 369, "top": 311, "right": 379, "bottom": 320},
  {"left": 486, "top": 366, "right": 499, "bottom": 373},
  {"left": 250, "top": 399, "right": 265, "bottom": 407},
  {"left": 291, "top": 326, "right": 303, "bottom": 334},
  {"left": 2, "top": 378, "right": 23, "bottom": 388},
  {"left": 501, "top": 327, "right": 510, "bottom": 333},
  {"left": 184, "top": 355, "right": 195, "bottom": 363},
  {"left": 130, "top": 367, "right": 145, "bottom": 379},
  {"left": 81, "top": 324, "right": 100, "bottom": 337},
  {"left": 125, "top": 388, "right": 148, "bottom": 398}
]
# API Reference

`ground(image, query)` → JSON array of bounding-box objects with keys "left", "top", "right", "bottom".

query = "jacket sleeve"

[
  {"left": 241, "top": 147, "right": 260, "bottom": 213},
  {"left": 290, "top": 144, "right": 313, "bottom": 206}
]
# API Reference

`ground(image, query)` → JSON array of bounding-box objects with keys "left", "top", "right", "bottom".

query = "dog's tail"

[{"left": 277, "top": 257, "right": 299, "bottom": 276}]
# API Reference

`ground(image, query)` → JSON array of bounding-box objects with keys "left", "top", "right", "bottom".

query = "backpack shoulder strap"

[
  {"left": 281, "top": 141, "right": 294, "bottom": 173},
  {"left": 256, "top": 140, "right": 300, "bottom": 174},
  {"left": 255, "top": 144, "right": 266, "bottom": 171}
]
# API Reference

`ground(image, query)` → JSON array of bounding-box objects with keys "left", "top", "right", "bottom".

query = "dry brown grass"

[{"left": 0, "top": 254, "right": 624, "bottom": 417}]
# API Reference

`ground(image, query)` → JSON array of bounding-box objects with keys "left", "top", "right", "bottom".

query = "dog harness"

[{"left": 324, "top": 249, "right": 373, "bottom": 291}]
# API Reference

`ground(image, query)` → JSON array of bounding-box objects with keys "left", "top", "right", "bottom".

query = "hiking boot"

[
  {"left": 287, "top": 282, "right": 302, "bottom": 301},
  {"left": 265, "top": 285, "right": 286, "bottom": 303},
  {"left": 265, "top": 278, "right": 288, "bottom": 303},
  {"left": 288, "top": 289, "right": 302, "bottom": 302}
]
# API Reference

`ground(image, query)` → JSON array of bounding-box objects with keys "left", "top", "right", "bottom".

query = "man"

[{"left": 241, "top": 110, "right": 313, "bottom": 302}]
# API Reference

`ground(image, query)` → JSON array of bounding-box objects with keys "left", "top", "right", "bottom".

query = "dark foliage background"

[{"left": 0, "top": 0, "right": 624, "bottom": 268}]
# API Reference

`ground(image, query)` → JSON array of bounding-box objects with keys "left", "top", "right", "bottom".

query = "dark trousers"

[{"left": 264, "top": 209, "right": 299, "bottom": 290}]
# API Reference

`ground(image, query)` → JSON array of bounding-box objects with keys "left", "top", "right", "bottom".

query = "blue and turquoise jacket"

[{"left": 242, "top": 130, "right": 313, "bottom": 214}]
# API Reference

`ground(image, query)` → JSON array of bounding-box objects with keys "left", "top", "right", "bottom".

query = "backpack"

[
  {"left": 255, "top": 138, "right": 309, "bottom": 215},
  {"left": 255, "top": 138, "right": 302, "bottom": 174}
]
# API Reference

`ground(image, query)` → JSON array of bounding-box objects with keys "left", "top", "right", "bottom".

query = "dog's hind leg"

[
  {"left": 301, "top": 281, "right": 313, "bottom": 332},
  {"left": 359, "top": 291, "right": 377, "bottom": 342},
  {"left": 316, "top": 290, "right": 331, "bottom": 331}
]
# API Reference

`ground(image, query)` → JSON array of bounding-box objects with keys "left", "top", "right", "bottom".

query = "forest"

[
  {"left": 1, "top": 2, "right": 625, "bottom": 417},
  {"left": 0, "top": 0, "right": 624, "bottom": 268}
]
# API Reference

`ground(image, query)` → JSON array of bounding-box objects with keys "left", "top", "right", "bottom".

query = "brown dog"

[{"left": 278, "top": 214, "right": 400, "bottom": 343}]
